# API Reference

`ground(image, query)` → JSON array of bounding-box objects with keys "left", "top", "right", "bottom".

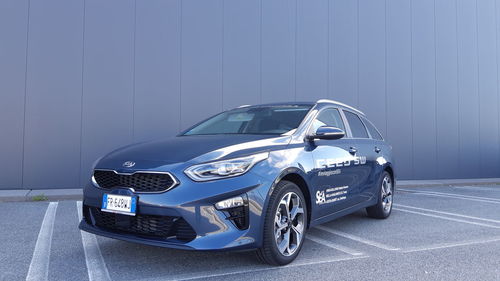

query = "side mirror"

[{"left": 307, "top": 126, "right": 345, "bottom": 141}]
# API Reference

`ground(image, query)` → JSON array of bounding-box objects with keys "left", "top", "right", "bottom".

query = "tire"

[
  {"left": 256, "top": 180, "right": 307, "bottom": 266},
  {"left": 366, "top": 171, "right": 394, "bottom": 219}
]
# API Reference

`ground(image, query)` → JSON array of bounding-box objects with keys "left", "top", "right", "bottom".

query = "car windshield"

[{"left": 183, "top": 105, "right": 312, "bottom": 136}]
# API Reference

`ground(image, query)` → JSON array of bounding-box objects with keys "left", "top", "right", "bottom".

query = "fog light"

[
  {"left": 215, "top": 195, "right": 249, "bottom": 230},
  {"left": 215, "top": 196, "right": 244, "bottom": 210}
]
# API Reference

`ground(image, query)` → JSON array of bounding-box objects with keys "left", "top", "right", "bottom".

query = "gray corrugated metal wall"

[{"left": 1, "top": 0, "right": 500, "bottom": 189}]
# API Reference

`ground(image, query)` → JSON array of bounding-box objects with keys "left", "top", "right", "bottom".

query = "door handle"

[
  {"left": 349, "top": 147, "right": 357, "bottom": 155},
  {"left": 375, "top": 147, "right": 381, "bottom": 153}
]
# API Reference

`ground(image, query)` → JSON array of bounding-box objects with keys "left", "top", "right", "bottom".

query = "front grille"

[
  {"left": 93, "top": 170, "right": 177, "bottom": 192},
  {"left": 84, "top": 206, "right": 196, "bottom": 242}
]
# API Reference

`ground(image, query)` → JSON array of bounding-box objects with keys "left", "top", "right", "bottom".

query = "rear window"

[{"left": 344, "top": 111, "right": 369, "bottom": 138}]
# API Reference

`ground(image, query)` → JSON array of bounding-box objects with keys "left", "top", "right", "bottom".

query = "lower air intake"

[{"left": 84, "top": 206, "right": 196, "bottom": 242}]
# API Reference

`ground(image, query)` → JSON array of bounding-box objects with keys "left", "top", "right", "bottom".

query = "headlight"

[{"left": 184, "top": 152, "right": 269, "bottom": 181}]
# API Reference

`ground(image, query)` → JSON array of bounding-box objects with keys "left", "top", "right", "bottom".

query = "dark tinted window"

[
  {"left": 183, "top": 105, "right": 311, "bottom": 135},
  {"left": 362, "top": 117, "right": 383, "bottom": 140},
  {"left": 311, "top": 108, "right": 345, "bottom": 133},
  {"left": 344, "top": 111, "right": 369, "bottom": 138}
]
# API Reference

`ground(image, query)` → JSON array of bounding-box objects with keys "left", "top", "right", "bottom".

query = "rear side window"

[
  {"left": 311, "top": 108, "right": 345, "bottom": 133},
  {"left": 362, "top": 117, "right": 384, "bottom": 140},
  {"left": 344, "top": 111, "right": 369, "bottom": 138}
]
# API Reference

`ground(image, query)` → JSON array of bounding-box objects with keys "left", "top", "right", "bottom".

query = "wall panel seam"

[
  {"left": 259, "top": 0, "right": 262, "bottom": 103},
  {"left": 495, "top": 0, "right": 500, "bottom": 173},
  {"left": 179, "top": 0, "right": 183, "bottom": 132},
  {"left": 327, "top": 0, "right": 330, "bottom": 98},
  {"left": 409, "top": 0, "right": 415, "bottom": 179},
  {"left": 455, "top": 0, "right": 461, "bottom": 178},
  {"left": 384, "top": 0, "right": 388, "bottom": 136},
  {"left": 476, "top": 0, "right": 481, "bottom": 176},
  {"left": 78, "top": 0, "right": 87, "bottom": 188},
  {"left": 433, "top": 0, "right": 438, "bottom": 178},
  {"left": 294, "top": 0, "right": 297, "bottom": 101},
  {"left": 132, "top": 0, "right": 137, "bottom": 141},
  {"left": 356, "top": 0, "right": 360, "bottom": 107},
  {"left": 221, "top": 0, "right": 224, "bottom": 110},
  {"left": 21, "top": 0, "right": 32, "bottom": 189}
]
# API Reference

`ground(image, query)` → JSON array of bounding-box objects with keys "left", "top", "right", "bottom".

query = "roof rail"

[
  {"left": 237, "top": 104, "right": 251, "bottom": 108},
  {"left": 316, "top": 99, "right": 365, "bottom": 115}
]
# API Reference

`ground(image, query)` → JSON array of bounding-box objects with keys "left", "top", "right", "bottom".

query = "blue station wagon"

[{"left": 79, "top": 99, "right": 395, "bottom": 265}]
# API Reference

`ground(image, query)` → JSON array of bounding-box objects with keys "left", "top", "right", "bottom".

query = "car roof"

[{"left": 236, "top": 99, "right": 365, "bottom": 116}]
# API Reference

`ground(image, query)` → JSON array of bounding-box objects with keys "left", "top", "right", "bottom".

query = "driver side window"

[{"left": 311, "top": 108, "right": 345, "bottom": 133}]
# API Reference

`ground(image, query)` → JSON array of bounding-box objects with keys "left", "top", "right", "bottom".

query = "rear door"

[
  {"left": 359, "top": 116, "right": 387, "bottom": 199},
  {"left": 308, "top": 107, "right": 364, "bottom": 218},
  {"left": 342, "top": 110, "right": 377, "bottom": 202}
]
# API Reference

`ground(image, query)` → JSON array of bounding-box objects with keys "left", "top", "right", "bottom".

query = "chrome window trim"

[{"left": 92, "top": 169, "right": 179, "bottom": 194}]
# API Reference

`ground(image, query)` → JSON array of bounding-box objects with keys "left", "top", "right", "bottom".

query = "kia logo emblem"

[{"left": 123, "top": 161, "right": 136, "bottom": 168}]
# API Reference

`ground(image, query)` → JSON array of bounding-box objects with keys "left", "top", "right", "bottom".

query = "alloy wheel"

[
  {"left": 381, "top": 175, "right": 393, "bottom": 212},
  {"left": 274, "top": 192, "right": 305, "bottom": 256}
]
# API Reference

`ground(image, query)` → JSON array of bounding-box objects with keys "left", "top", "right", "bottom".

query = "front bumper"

[
  {"left": 79, "top": 170, "right": 273, "bottom": 251},
  {"left": 79, "top": 219, "right": 196, "bottom": 250}
]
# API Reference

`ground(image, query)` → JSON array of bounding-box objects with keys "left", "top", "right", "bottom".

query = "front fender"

[{"left": 256, "top": 166, "right": 313, "bottom": 245}]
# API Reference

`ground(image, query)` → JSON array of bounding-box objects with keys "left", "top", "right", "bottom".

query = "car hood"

[{"left": 97, "top": 134, "right": 292, "bottom": 169}]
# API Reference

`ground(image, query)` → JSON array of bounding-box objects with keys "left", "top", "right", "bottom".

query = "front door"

[{"left": 308, "top": 108, "right": 365, "bottom": 219}]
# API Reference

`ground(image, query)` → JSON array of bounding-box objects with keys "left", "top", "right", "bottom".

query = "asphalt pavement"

[{"left": 1, "top": 184, "right": 500, "bottom": 281}]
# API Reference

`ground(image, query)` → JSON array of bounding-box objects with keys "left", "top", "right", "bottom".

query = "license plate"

[{"left": 101, "top": 194, "right": 137, "bottom": 216}]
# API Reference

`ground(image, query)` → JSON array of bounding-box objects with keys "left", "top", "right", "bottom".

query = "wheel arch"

[
  {"left": 267, "top": 168, "right": 313, "bottom": 229},
  {"left": 383, "top": 164, "right": 395, "bottom": 185}
]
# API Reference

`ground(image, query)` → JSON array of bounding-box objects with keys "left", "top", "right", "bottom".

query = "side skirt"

[{"left": 309, "top": 196, "right": 378, "bottom": 228}]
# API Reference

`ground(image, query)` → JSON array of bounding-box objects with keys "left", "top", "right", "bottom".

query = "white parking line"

[
  {"left": 314, "top": 225, "right": 400, "bottom": 251},
  {"left": 76, "top": 201, "right": 111, "bottom": 281},
  {"left": 306, "top": 234, "right": 364, "bottom": 256},
  {"left": 398, "top": 189, "right": 500, "bottom": 204},
  {"left": 402, "top": 236, "right": 500, "bottom": 253},
  {"left": 395, "top": 204, "right": 500, "bottom": 225},
  {"left": 154, "top": 255, "right": 369, "bottom": 281},
  {"left": 452, "top": 186, "right": 500, "bottom": 192},
  {"left": 393, "top": 208, "right": 500, "bottom": 229},
  {"left": 399, "top": 189, "right": 500, "bottom": 202},
  {"left": 26, "top": 202, "right": 58, "bottom": 281}
]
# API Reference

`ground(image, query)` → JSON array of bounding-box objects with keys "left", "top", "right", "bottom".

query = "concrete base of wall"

[{"left": 0, "top": 188, "right": 82, "bottom": 202}]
